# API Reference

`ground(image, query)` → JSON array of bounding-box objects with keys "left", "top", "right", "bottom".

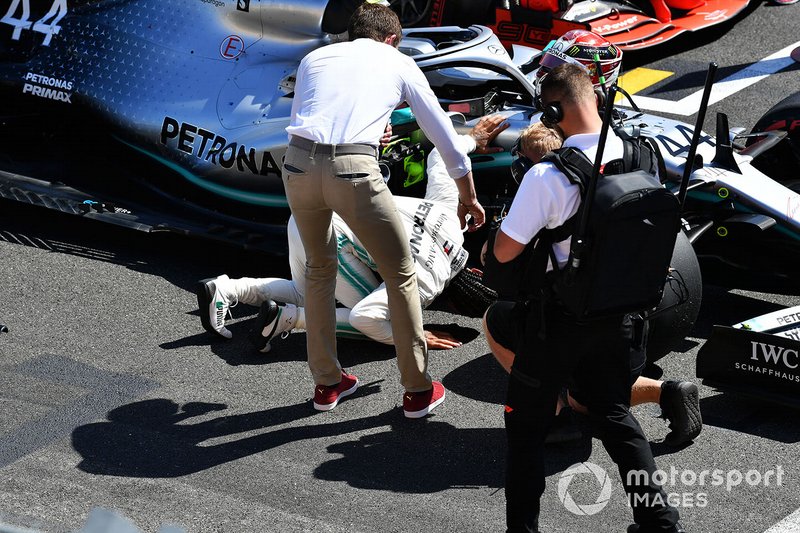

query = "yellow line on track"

[{"left": 615, "top": 67, "right": 673, "bottom": 102}]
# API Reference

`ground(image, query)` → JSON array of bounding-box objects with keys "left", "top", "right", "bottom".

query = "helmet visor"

[
  {"left": 537, "top": 52, "right": 620, "bottom": 89},
  {"left": 538, "top": 46, "right": 591, "bottom": 74}
]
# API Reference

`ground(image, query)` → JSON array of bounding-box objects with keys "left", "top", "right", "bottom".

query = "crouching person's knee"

[{"left": 349, "top": 306, "right": 393, "bottom": 345}]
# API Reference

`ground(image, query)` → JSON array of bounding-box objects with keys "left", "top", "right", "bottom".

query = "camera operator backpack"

[{"left": 525, "top": 129, "right": 680, "bottom": 320}]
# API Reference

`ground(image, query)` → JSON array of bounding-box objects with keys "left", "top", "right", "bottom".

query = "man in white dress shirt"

[{"left": 282, "top": 3, "right": 485, "bottom": 417}]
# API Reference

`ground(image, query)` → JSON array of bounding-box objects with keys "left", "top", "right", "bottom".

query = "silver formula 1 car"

[{"left": 1, "top": 0, "right": 798, "bottom": 360}]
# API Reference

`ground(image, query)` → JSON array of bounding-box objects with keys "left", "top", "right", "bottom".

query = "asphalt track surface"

[{"left": 2, "top": 3, "right": 800, "bottom": 532}]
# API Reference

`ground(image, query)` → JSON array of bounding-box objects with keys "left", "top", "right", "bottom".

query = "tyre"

[
  {"left": 646, "top": 231, "right": 703, "bottom": 363},
  {"left": 748, "top": 91, "right": 800, "bottom": 183}
]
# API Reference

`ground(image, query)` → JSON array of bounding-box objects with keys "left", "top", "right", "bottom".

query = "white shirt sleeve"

[
  {"left": 287, "top": 57, "right": 307, "bottom": 140},
  {"left": 401, "top": 60, "right": 472, "bottom": 179},
  {"left": 424, "top": 134, "right": 475, "bottom": 206}
]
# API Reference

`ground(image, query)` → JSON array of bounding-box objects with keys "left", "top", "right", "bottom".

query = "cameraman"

[
  {"left": 485, "top": 124, "right": 702, "bottom": 449},
  {"left": 485, "top": 63, "right": 683, "bottom": 533}
]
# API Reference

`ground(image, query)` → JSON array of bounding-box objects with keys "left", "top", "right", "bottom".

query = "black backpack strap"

[
  {"left": 643, "top": 135, "right": 669, "bottom": 183},
  {"left": 599, "top": 137, "right": 634, "bottom": 175},
  {"left": 520, "top": 228, "right": 552, "bottom": 300},
  {"left": 518, "top": 212, "right": 578, "bottom": 300},
  {"left": 611, "top": 127, "right": 667, "bottom": 181},
  {"left": 518, "top": 228, "right": 556, "bottom": 341},
  {"left": 482, "top": 226, "right": 534, "bottom": 301},
  {"left": 623, "top": 136, "right": 638, "bottom": 171},
  {"left": 541, "top": 147, "right": 593, "bottom": 192},
  {"left": 527, "top": 148, "right": 586, "bottom": 294},
  {"left": 538, "top": 147, "right": 587, "bottom": 267},
  {"left": 548, "top": 215, "right": 575, "bottom": 244}
]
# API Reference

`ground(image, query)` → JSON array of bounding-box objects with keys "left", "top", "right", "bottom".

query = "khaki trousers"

[{"left": 282, "top": 143, "right": 431, "bottom": 392}]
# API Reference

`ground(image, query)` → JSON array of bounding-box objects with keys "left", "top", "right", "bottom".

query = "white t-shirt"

[
  {"left": 500, "top": 131, "right": 625, "bottom": 270},
  {"left": 286, "top": 38, "right": 471, "bottom": 179}
]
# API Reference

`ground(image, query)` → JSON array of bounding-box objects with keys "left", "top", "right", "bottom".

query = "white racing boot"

[{"left": 196, "top": 275, "right": 237, "bottom": 339}]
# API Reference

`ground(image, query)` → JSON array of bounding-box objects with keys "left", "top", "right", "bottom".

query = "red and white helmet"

[{"left": 534, "top": 29, "right": 623, "bottom": 91}]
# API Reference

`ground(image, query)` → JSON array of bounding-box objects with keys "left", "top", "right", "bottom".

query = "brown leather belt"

[{"left": 289, "top": 135, "right": 378, "bottom": 158}]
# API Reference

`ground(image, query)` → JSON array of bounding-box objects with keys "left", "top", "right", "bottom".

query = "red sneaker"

[
  {"left": 313, "top": 372, "right": 359, "bottom": 411},
  {"left": 403, "top": 381, "right": 446, "bottom": 419}
]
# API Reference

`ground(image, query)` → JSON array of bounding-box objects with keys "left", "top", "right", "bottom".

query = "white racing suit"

[{"left": 228, "top": 135, "right": 472, "bottom": 344}]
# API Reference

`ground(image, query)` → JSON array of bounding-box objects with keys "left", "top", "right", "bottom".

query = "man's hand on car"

[{"left": 470, "top": 114, "right": 510, "bottom": 154}]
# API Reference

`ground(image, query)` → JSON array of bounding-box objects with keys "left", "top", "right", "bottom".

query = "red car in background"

[{"left": 392, "top": 0, "right": 750, "bottom": 50}]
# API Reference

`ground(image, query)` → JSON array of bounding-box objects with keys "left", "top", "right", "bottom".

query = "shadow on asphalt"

[
  {"left": 161, "top": 329, "right": 398, "bottom": 367},
  {"left": 425, "top": 322, "right": 482, "bottom": 344},
  {"left": 161, "top": 319, "right": 477, "bottom": 367},
  {"left": 13, "top": 196, "right": 800, "bottom": 483},
  {"left": 698, "top": 393, "right": 800, "bottom": 444},
  {"left": 0, "top": 199, "right": 289, "bottom": 295},
  {"left": 71, "top": 395, "right": 591, "bottom": 488},
  {"left": 689, "top": 285, "right": 789, "bottom": 341},
  {"left": 71, "top": 394, "right": 376, "bottom": 478},
  {"left": 443, "top": 353, "right": 507, "bottom": 405},
  {"left": 315, "top": 417, "right": 592, "bottom": 493}
]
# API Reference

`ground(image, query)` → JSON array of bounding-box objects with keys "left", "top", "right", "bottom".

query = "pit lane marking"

[
  {"left": 764, "top": 507, "right": 800, "bottom": 532},
  {"left": 615, "top": 67, "right": 673, "bottom": 103},
  {"left": 616, "top": 39, "right": 800, "bottom": 116}
]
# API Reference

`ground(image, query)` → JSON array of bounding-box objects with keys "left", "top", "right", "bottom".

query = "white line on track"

[
  {"left": 765, "top": 508, "right": 800, "bottom": 533},
  {"left": 618, "top": 40, "right": 800, "bottom": 116}
]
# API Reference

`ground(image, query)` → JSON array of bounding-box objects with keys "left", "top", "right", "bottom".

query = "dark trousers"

[{"left": 502, "top": 300, "right": 679, "bottom": 533}]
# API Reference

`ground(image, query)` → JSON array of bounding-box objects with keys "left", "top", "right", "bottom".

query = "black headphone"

[
  {"left": 534, "top": 94, "right": 562, "bottom": 128},
  {"left": 595, "top": 87, "right": 606, "bottom": 110},
  {"left": 535, "top": 88, "right": 607, "bottom": 126}
]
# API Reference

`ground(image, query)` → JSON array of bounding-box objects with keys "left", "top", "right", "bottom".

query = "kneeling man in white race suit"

[{"left": 197, "top": 115, "right": 507, "bottom": 351}]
